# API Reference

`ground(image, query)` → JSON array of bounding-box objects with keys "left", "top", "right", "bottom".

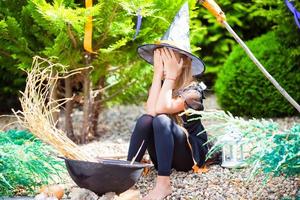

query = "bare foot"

[{"left": 142, "top": 176, "right": 172, "bottom": 200}]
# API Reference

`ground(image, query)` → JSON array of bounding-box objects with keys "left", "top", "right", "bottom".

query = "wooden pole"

[
  {"left": 222, "top": 21, "right": 300, "bottom": 112},
  {"left": 198, "top": 0, "right": 300, "bottom": 113}
]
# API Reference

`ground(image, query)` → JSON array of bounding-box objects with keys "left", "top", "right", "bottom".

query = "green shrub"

[
  {"left": 0, "top": 130, "right": 66, "bottom": 196},
  {"left": 215, "top": 31, "right": 300, "bottom": 117},
  {"left": 192, "top": 0, "right": 273, "bottom": 72}
]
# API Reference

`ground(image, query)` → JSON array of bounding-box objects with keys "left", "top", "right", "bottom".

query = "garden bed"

[{"left": 1, "top": 94, "right": 299, "bottom": 199}]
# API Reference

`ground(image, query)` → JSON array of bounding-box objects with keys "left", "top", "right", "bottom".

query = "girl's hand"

[
  {"left": 161, "top": 48, "right": 183, "bottom": 79},
  {"left": 153, "top": 49, "right": 163, "bottom": 79}
]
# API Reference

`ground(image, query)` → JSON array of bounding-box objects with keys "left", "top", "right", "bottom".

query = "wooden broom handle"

[{"left": 199, "top": 0, "right": 226, "bottom": 22}]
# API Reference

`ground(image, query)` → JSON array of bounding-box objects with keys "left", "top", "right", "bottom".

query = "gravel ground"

[
  {"left": 1, "top": 94, "right": 299, "bottom": 200},
  {"left": 65, "top": 94, "right": 300, "bottom": 200}
]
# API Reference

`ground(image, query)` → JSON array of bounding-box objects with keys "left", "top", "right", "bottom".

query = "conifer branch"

[
  {"left": 66, "top": 23, "right": 77, "bottom": 48},
  {"left": 95, "top": 4, "right": 120, "bottom": 49}
]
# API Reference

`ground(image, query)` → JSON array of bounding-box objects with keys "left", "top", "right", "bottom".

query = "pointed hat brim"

[{"left": 137, "top": 42, "right": 205, "bottom": 76}]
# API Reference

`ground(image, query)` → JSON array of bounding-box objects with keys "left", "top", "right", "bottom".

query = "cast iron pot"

[{"left": 63, "top": 158, "right": 152, "bottom": 196}]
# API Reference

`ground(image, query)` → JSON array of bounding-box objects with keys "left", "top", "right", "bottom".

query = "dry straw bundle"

[{"left": 13, "top": 56, "right": 95, "bottom": 161}]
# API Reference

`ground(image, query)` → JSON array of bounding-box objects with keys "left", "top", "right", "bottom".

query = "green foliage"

[
  {"left": 214, "top": 0, "right": 300, "bottom": 117},
  {"left": 26, "top": 0, "right": 103, "bottom": 65},
  {"left": 215, "top": 31, "right": 300, "bottom": 117},
  {"left": 2, "top": 0, "right": 298, "bottom": 109},
  {"left": 0, "top": 0, "right": 42, "bottom": 112},
  {"left": 249, "top": 0, "right": 300, "bottom": 61},
  {"left": 0, "top": 0, "right": 192, "bottom": 108},
  {"left": 187, "top": 110, "right": 300, "bottom": 182},
  {"left": 89, "top": 0, "right": 195, "bottom": 105},
  {"left": 191, "top": 0, "right": 275, "bottom": 75},
  {"left": 0, "top": 130, "right": 65, "bottom": 196},
  {"left": 192, "top": 0, "right": 300, "bottom": 90}
]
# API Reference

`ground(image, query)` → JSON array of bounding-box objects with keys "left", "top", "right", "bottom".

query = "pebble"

[{"left": 1, "top": 95, "right": 299, "bottom": 200}]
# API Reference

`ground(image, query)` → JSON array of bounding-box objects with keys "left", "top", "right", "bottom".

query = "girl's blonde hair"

[
  {"left": 173, "top": 53, "right": 194, "bottom": 97},
  {"left": 171, "top": 52, "right": 195, "bottom": 126}
]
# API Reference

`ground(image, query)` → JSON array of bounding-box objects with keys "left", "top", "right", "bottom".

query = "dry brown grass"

[{"left": 13, "top": 56, "right": 95, "bottom": 161}]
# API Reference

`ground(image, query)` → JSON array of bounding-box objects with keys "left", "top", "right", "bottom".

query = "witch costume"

[{"left": 127, "top": 2, "right": 208, "bottom": 175}]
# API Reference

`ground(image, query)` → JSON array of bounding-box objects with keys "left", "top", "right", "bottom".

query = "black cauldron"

[{"left": 63, "top": 158, "right": 152, "bottom": 196}]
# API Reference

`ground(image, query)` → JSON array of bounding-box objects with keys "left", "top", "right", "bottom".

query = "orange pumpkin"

[{"left": 39, "top": 185, "right": 64, "bottom": 200}]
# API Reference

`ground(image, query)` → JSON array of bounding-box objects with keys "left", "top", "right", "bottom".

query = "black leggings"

[{"left": 127, "top": 114, "right": 194, "bottom": 176}]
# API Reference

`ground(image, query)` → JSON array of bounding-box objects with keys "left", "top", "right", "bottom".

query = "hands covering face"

[
  {"left": 153, "top": 48, "right": 164, "bottom": 78},
  {"left": 153, "top": 48, "right": 184, "bottom": 80}
]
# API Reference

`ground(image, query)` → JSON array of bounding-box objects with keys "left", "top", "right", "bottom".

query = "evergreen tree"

[
  {"left": 0, "top": 0, "right": 40, "bottom": 112},
  {"left": 1, "top": 0, "right": 197, "bottom": 142}
]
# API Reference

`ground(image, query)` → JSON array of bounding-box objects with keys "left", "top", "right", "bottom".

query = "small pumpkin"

[{"left": 39, "top": 185, "right": 64, "bottom": 200}]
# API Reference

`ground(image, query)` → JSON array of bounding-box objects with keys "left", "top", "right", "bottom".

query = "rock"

[
  {"left": 114, "top": 189, "right": 141, "bottom": 200},
  {"left": 68, "top": 188, "right": 98, "bottom": 200},
  {"left": 34, "top": 193, "right": 48, "bottom": 200},
  {"left": 97, "top": 192, "right": 115, "bottom": 200}
]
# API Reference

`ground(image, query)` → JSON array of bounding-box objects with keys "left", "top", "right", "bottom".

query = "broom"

[{"left": 13, "top": 56, "right": 95, "bottom": 161}]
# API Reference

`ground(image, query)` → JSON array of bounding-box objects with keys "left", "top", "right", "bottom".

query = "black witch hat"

[{"left": 137, "top": 2, "right": 205, "bottom": 76}]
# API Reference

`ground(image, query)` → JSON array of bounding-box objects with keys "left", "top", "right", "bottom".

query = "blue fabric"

[
  {"left": 285, "top": 0, "right": 300, "bottom": 29},
  {"left": 133, "top": 8, "right": 142, "bottom": 40}
]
